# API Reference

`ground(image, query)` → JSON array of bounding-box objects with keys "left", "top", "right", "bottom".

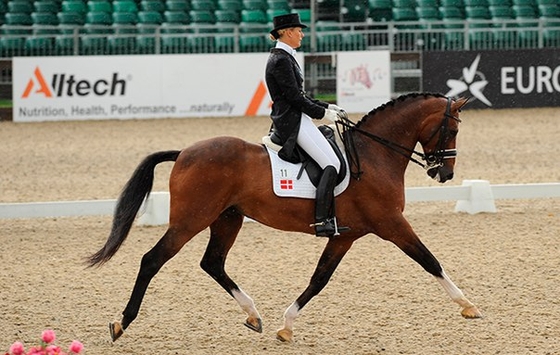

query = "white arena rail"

[{"left": 0, "top": 180, "right": 559, "bottom": 226}]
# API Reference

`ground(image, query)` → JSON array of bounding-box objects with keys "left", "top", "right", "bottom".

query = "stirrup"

[{"left": 310, "top": 217, "right": 350, "bottom": 238}]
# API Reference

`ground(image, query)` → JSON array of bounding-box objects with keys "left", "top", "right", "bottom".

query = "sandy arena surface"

[{"left": 0, "top": 107, "right": 559, "bottom": 354}]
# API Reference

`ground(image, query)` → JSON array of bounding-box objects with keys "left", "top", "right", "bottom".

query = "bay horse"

[{"left": 87, "top": 92, "right": 482, "bottom": 343}]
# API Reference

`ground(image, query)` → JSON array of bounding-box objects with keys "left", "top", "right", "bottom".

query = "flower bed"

[{"left": 5, "top": 330, "right": 83, "bottom": 355}]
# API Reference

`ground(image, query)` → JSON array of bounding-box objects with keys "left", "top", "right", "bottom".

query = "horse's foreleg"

[
  {"left": 200, "top": 207, "right": 263, "bottom": 333},
  {"left": 437, "top": 269, "right": 483, "bottom": 318},
  {"left": 111, "top": 228, "right": 194, "bottom": 341},
  {"left": 383, "top": 219, "right": 483, "bottom": 319},
  {"left": 277, "top": 238, "right": 355, "bottom": 343}
]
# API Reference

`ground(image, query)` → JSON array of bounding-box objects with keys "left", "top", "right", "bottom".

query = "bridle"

[
  {"left": 422, "top": 97, "right": 461, "bottom": 171},
  {"left": 337, "top": 97, "right": 462, "bottom": 180}
]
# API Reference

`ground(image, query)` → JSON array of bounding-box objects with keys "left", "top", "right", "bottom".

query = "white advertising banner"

[
  {"left": 12, "top": 53, "right": 293, "bottom": 122},
  {"left": 336, "top": 51, "right": 391, "bottom": 113}
]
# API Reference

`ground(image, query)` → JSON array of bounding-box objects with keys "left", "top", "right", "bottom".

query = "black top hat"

[{"left": 270, "top": 13, "right": 307, "bottom": 39}]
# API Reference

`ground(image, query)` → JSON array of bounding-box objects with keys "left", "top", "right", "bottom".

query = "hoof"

[
  {"left": 461, "top": 306, "right": 483, "bottom": 319},
  {"left": 244, "top": 317, "right": 263, "bottom": 333},
  {"left": 109, "top": 321, "right": 124, "bottom": 342},
  {"left": 276, "top": 328, "right": 293, "bottom": 343}
]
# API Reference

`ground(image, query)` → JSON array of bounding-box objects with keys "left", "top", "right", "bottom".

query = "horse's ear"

[{"left": 454, "top": 96, "right": 470, "bottom": 111}]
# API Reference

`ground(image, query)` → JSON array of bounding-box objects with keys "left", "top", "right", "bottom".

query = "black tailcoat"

[{"left": 265, "top": 48, "right": 329, "bottom": 162}]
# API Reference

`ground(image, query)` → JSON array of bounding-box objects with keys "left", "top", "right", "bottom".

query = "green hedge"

[{"left": 0, "top": 100, "right": 12, "bottom": 108}]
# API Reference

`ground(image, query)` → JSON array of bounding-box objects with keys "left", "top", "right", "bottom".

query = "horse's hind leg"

[
  {"left": 200, "top": 207, "right": 263, "bottom": 333},
  {"left": 110, "top": 227, "right": 198, "bottom": 341},
  {"left": 380, "top": 217, "right": 483, "bottom": 319}
]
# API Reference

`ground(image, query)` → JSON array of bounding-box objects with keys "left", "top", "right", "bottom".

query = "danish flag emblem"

[{"left": 280, "top": 179, "right": 293, "bottom": 190}]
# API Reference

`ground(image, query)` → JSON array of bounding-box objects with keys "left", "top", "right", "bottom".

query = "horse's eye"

[{"left": 449, "top": 130, "right": 458, "bottom": 138}]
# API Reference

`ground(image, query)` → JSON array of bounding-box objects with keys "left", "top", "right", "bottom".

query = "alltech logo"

[{"left": 22, "top": 67, "right": 128, "bottom": 99}]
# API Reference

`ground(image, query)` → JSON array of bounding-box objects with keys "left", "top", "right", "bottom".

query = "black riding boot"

[{"left": 312, "top": 166, "right": 348, "bottom": 237}]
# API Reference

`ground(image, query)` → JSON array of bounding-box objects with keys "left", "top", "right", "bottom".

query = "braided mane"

[
  {"left": 340, "top": 92, "right": 448, "bottom": 180},
  {"left": 355, "top": 92, "right": 447, "bottom": 129}
]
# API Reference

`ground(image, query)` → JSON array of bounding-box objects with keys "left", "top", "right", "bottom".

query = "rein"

[{"left": 336, "top": 97, "right": 461, "bottom": 180}]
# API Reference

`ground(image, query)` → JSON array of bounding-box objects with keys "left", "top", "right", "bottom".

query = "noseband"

[{"left": 337, "top": 97, "right": 461, "bottom": 179}]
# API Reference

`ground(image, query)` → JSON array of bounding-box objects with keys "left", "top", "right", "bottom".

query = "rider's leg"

[
  {"left": 296, "top": 114, "right": 340, "bottom": 172},
  {"left": 313, "top": 165, "right": 341, "bottom": 236},
  {"left": 297, "top": 115, "right": 347, "bottom": 237}
]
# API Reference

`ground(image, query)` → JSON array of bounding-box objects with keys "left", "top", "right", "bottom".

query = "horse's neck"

[
  {"left": 360, "top": 107, "right": 421, "bottom": 149},
  {"left": 351, "top": 107, "right": 421, "bottom": 177}
]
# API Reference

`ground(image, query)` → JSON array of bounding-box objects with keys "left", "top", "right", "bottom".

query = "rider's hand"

[
  {"left": 328, "top": 104, "right": 348, "bottom": 120},
  {"left": 322, "top": 109, "right": 341, "bottom": 123}
]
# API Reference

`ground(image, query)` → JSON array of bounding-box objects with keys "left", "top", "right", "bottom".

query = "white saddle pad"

[{"left": 265, "top": 146, "right": 350, "bottom": 199}]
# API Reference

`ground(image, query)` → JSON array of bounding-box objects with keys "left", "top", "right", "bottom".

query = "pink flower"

[
  {"left": 8, "top": 342, "right": 24, "bottom": 355},
  {"left": 5, "top": 330, "right": 82, "bottom": 355},
  {"left": 41, "top": 330, "right": 56, "bottom": 344},
  {"left": 68, "top": 341, "right": 83, "bottom": 354},
  {"left": 26, "top": 346, "right": 44, "bottom": 354},
  {"left": 45, "top": 344, "right": 62, "bottom": 354}
]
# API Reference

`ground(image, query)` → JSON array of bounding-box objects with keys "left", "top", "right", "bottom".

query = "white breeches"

[{"left": 296, "top": 114, "right": 341, "bottom": 173}]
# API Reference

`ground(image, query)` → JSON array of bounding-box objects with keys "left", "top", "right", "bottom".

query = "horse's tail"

[{"left": 86, "top": 150, "right": 181, "bottom": 267}]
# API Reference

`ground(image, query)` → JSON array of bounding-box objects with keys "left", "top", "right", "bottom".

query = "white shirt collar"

[{"left": 276, "top": 40, "right": 297, "bottom": 58}]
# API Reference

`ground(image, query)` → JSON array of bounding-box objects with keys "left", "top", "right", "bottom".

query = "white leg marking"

[
  {"left": 437, "top": 269, "right": 475, "bottom": 309},
  {"left": 232, "top": 288, "right": 261, "bottom": 320},
  {"left": 282, "top": 301, "right": 300, "bottom": 331}
]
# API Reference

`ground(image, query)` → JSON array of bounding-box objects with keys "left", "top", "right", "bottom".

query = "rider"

[{"left": 265, "top": 13, "right": 349, "bottom": 238}]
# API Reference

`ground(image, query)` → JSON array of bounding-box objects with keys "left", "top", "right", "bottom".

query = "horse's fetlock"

[{"left": 121, "top": 314, "right": 135, "bottom": 329}]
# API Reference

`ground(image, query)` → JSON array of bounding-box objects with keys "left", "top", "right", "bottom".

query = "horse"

[{"left": 87, "top": 92, "right": 482, "bottom": 343}]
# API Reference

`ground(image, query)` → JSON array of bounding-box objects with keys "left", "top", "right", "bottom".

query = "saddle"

[{"left": 263, "top": 125, "right": 347, "bottom": 187}]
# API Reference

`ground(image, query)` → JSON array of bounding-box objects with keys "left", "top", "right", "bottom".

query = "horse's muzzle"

[{"left": 427, "top": 166, "right": 454, "bottom": 183}]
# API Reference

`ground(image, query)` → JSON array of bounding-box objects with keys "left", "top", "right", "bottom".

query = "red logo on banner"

[
  {"left": 245, "top": 80, "right": 272, "bottom": 116},
  {"left": 22, "top": 67, "right": 53, "bottom": 98},
  {"left": 280, "top": 179, "right": 293, "bottom": 190}
]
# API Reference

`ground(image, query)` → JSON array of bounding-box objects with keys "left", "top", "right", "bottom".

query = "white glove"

[
  {"left": 322, "top": 109, "right": 341, "bottom": 123},
  {"left": 328, "top": 104, "right": 348, "bottom": 120}
]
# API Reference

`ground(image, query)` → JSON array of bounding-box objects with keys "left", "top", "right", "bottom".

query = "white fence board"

[
  {"left": 405, "top": 186, "right": 470, "bottom": 202},
  {"left": 491, "top": 183, "right": 560, "bottom": 199},
  {"left": 0, "top": 199, "right": 116, "bottom": 219},
  {"left": 0, "top": 181, "right": 559, "bottom": 224}
]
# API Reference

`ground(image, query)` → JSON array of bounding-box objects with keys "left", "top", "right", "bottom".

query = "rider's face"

[{"left": 284, "top": 27, "right": 305, "bottom": 49}]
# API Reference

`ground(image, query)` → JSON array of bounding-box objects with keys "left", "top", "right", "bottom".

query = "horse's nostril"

[{"left": 427, "top": 167, "right": 438, "bottom": 178}]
